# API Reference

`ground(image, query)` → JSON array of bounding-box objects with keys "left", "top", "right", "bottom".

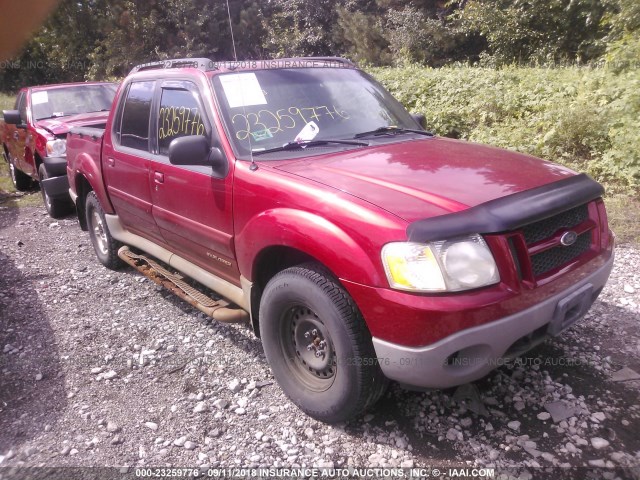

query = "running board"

[{"left": 118, "top": 247, "right": 249, "bottom": 324}]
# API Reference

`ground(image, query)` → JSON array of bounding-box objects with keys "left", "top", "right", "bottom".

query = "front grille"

[
  {"left": 530, "top": 231, "right": 591, "bottom": 276},
  {"left": 512, "top": 203, "right": 594, "bottom": 279},
  {"left": 521, "top": 204, "right": 589, "bottom": 245}
]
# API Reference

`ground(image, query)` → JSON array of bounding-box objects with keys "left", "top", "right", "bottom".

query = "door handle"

[
  {"left": 13, "top": 132, "right": 19, "bottom": 140},
  {"left": 107, "top": 157, "right": 115, "bottom": 167},
  {"left": 154, "top": 171, "right": 164, "bottom": 183}
]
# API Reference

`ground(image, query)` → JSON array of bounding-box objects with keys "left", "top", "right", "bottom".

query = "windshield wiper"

[
  {"left": 353, "top": 126, "right": 434, "bottom": 139},
  {"left": 252, "top": 139, "right": 368, "bottom": 156},
  {"left": 36, "top": 113, "right": 69, "bottom": 120}
]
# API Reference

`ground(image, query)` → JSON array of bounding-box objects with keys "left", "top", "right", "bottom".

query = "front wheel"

[
  {"left": 9, "top": 161, "right": 31, "bottom": 191},
  {"left": 85, "top": 191, "right": 123, "bottom": 270},
  {"left": 38, "top": 164, "right": 71, "bottom": 218},
  {"left": 259, "top": 264, "right": 388, "bottom": 423}
]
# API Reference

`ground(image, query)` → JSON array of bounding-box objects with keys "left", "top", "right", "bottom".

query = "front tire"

[
  {"left": 38, "top": 164, "right": 70, "bottom": 218},
  {"left": 9, "top": 161, "right": 31, "bottom": 191},
  {"left": 259, "top": 264, "right": 388, "bottom": 423},
  {"left": 85, "top": 191, "right": 123, "bottom": 270}
]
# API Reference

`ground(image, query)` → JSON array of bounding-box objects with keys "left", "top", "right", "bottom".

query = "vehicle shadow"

[
  {"left": 0, "top": 193, "right": 19, "bottom": 230},
  {"left": 0, "top": 211, "right": 67, "bottom": 459}
]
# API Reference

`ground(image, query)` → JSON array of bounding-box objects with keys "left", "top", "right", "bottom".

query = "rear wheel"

[
  {"left": 259, "top": 264, "right": 388, "bottom": 423},
  {"left": 38, "top": 164, "right": 71, "bottom": 218},
  {"left": 9, "top": 161, "right": 31, "bottom": 191},
  {"left": 85, "top": 191, "right": 123, "bottom": 270}
]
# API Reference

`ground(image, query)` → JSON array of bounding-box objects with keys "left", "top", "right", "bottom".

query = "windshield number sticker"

[
  {"left": 219, "top": 73, "right": 267, "bottom": 108},
  {"left": 31, "top": 91, "right": 49, "bottom": 105},
  {"left": 231, "top": 105, "right": 349, "bottom": 141}
]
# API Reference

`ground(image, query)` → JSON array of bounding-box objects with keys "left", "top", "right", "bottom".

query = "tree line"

[{"left": 0, "top": 0, "right": 638, "bottom": 90}]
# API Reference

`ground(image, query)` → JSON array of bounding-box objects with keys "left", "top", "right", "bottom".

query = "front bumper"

[
  {"left": 40, "top": 156, "right": 70, "bottom": 200},
  {"left": 372, "top": 251, "right": 614, "bottom": 389}
]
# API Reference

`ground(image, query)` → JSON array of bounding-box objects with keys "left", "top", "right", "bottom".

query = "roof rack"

[
  {"left": 297, "top": 56, "right": 356, "bottom": 67},
  {"left": 129, "top": 58, "right": 217, "bottom": 75}
]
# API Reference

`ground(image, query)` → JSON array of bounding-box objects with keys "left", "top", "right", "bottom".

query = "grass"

[
  {"left": 605, "top": 195, "right": 640, "bottom": 246},
  {"left": 0, "top": 92, "right": 15, "bottom": 110},
  {"left": 0, "top": 161, "right": 44, "bottom": 209}
]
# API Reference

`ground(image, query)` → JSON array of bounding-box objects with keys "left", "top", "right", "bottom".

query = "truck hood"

[
  {"left": 274, "top": 137, "right": 577, "bottom": 222},
  {"left": 35, "top": 111, "right": 109, "bottom": 136}
]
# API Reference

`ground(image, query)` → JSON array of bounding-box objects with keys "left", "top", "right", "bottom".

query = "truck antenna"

[
  {"left": 225, "top": 0, "right": 238, "bottom": 62},
  {"left": 225, "top": 0, "right": 257, "bottom": 171}
]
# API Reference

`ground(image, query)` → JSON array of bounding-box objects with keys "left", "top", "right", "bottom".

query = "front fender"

[{"left": 236, "top": 208, "right": 384, "bottom": 286}]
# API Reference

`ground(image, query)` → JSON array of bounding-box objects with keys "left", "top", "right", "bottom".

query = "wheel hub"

[
  {"left": 290, "top": 307, "right": 335, "bottom": 380},
  {"left": 41, "top": 181, "right": 51, "bottom": 209},
  {"left": 90, "top": 210, "right": 108, "bottom": 255}
]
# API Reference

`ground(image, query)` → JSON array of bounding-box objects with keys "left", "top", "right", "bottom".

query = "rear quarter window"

[{"left": 118, "top": 81, "right": 155, "bottom": 151}]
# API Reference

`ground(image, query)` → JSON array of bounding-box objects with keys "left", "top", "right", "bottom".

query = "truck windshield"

[
  {"left": 31, "top": 84, "right": 117, "bottom": 121},
  {"left": 211, "top": 67, "right": 419, "bottom": 159}
]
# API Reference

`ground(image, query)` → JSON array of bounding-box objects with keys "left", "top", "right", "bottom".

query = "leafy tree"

[
  {"left": 87, "top": 0, "right": 231, "bottom": 78},
  {"left": 460, "top": 0, "right": 615, "bottom": 65},
  {"left": 261, "top": 0, "right": 339, "bottom": 57},
  {"left": 333, "top": 6, "right": 391, "bottom": 65},
  {"left": 384, "top": 5, "right": 462, "bottom": 66},
  {"left": 604, "top": 0, "right": 640, "bottom": 72}
]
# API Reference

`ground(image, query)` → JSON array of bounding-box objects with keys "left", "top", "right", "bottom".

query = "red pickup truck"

[
  {"left": 66, "top": 58, "right": 614, "bottom": 423},
  {"left": 1, "top": 82, "right": 116, "bottom": 217}
]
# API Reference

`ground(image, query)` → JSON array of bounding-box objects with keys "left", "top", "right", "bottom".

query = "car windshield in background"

[
  {"left": 31, "top": 84, "right": 117, "bottom": 121},
  {"left": 211, "top": 68, "right": 419, "bottom": 159}
]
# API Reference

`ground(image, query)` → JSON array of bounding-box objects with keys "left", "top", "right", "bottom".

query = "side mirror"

[
  {"left": 411, "top": 113, "right": 426, "bottom": 130},
  {"left": 168, "top": 135, "right": 228, "bottom": 177},
  {"left": 2, "top": 110, "right": 23, "bottom": 126},
  {"left": 169, "top": 135, "right": 211, "bottom": 166}
]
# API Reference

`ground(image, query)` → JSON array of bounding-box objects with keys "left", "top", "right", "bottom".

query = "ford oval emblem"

[{"left": 560, "top": 231, "right": 578, "bottom": 246}]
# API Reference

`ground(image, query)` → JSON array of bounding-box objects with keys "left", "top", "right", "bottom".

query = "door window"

[
  {"left": 119, "top": 81, "right": 154, "bottom": 151},
  {"left": 157, "top": 87, "right": 208, "bottom": 156}
]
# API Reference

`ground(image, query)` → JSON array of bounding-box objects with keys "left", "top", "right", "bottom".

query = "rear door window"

[{"left": 118, "top": 81, "right": 155, "bottom": 151}]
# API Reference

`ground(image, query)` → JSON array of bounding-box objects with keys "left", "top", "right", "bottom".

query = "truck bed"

[{"left": 66, "top": 126, "right": 106, "bottom": 199}]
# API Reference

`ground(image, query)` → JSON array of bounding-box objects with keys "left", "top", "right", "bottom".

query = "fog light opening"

[{"left": 445, "top": 350, "right": 461, "bottom": 366}]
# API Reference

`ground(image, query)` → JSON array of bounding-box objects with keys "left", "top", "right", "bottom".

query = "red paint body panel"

[
  {"left": 343, "top": 242, "right": 613, "bottom": 346},
  {"left": 233, "top": 161, "right": 406, "bottom": 287},
  {"left": 150, "top": 161, "right": 239, "bottom": 285},
  {"left": 65, "top": 60, "right": 614, "bottom": 350},
  {"left": 274, "top": 137, "right": 576, "bottom": 222}
]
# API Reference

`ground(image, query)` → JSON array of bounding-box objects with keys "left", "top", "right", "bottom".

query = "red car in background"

[{"left": 1, "top": 82, "right": 116, "bottom": 217}]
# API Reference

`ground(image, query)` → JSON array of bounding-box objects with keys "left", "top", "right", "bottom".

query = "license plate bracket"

[{"left": 548, "top": 283, "right": 593, "bottom": 336}]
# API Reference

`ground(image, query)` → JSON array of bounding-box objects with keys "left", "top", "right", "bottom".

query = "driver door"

[{"left": 149, "top": 80, "right": 238, "bottom": 285}]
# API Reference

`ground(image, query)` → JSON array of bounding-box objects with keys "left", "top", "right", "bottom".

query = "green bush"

[{"left": 370, "top": 65, "right": 640, "bottom": 193}]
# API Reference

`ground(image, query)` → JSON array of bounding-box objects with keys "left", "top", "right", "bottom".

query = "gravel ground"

[{"left": 0, "top": 204, "right": 639, "bottom": 475}]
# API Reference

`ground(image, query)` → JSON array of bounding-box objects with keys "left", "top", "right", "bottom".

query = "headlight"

[
  {"left": 381, "top": 234, "right": 500, "bottom": 292},
  {"left": 46, "top": 139, "right": 66, "bottom": 157}
]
